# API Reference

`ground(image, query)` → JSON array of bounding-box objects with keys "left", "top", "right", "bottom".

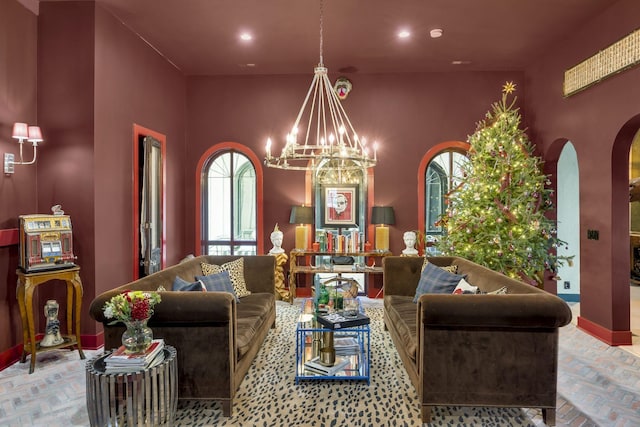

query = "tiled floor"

[{"left": 570, "top": 284, "right": 640, "bottom": 358}]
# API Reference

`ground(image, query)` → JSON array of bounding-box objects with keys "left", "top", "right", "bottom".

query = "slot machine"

[{"left": 19, "top": 214, "right": 76, "bottom": 272}]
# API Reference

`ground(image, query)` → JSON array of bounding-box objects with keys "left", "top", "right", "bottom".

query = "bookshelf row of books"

[
  {"left": 316, "top": 229, "right": 364, "bottom": 253},
  {"left": 103, "top": 339, "right": 165, "bottom": 373}
]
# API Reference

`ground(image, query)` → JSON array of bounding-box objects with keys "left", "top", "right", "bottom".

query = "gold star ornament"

[{"left": 502, "top": 81, "right": 516, "bottom": 94}]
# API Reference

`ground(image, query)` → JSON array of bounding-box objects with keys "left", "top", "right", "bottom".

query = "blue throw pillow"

[
  {"left": 196, "top": 271, "right": 239, "bottom": 302},
  {"left": 172, "top": 276, "right": 206, "bottom": 292},
  {"left": 413, "top": 262, "right": 466, "bottom": 302}
]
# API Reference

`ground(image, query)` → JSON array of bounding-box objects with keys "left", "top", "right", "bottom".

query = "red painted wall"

[
  {"left": 35, "top": 2, "right": 187, "bottom": 344},
  {"left": 0, "top": 0, "right": 187, "bottom": 364},
  {"left": 185, "top": 72, "right": 524, "bottom": 257},
  {"left": 525, "top": 0, "right": 640, "bottom": 343},
  {"left": 0, "top": 0, "right": 38, "bottom": 361}
]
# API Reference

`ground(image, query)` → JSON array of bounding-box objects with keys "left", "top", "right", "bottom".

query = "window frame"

[
  {"left": 417, "top": 141, "right": 470, "bottom": 241},
  {"left": 195, "top": 142, "right": 264, "bottom": 256}
]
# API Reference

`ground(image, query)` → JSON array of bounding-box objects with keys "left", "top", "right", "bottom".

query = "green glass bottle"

[{"left": 318, "top": 284, "right": 330, "bottom": 305}]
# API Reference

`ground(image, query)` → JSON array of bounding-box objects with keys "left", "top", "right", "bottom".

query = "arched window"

[
  {"left": 202, "top": 149, "right": 257, "bottom": 255},
  {"left": 418, "top": 142, "right": 470, "bottom": 243}
]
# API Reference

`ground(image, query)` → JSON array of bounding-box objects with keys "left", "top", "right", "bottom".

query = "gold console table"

[
  {"left": 16, "top": 266, "right": 85, "bottom": 373},
  {"left": 288, "top": 250, "right": 392, "bottom": 300}
]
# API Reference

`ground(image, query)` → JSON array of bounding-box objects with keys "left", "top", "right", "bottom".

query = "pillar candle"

[
  {"left": 375, "top": 225, "right": 389, "bottom": 251},
  {"left": 295, "top": 225, "right": 307, "bottom": 249}
]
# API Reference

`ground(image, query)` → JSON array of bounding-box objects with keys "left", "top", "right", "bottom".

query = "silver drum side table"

[{"left": 86, "top": 345, "right": 178, "bottom": 427}]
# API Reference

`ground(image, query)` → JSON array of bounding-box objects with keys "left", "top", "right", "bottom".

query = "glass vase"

[{"left": 122, "top": 318, "right": 153, "bottom": 354}]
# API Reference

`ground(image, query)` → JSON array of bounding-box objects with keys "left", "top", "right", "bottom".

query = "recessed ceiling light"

[
  {"left": 451, "top": 60, "right": 471, "bottom": 65},
  {"left": 430, "top": 29, "right": 443, "bottom": 38},
  {"left": 398, "top": 29, "right": 411, "bottom": 39},
  {"left": 240, "top": 33, "right": 253, "bottom": 42}
]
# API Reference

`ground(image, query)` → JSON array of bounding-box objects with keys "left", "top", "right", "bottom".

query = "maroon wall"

[
  {"left": 186, "top": 72, "right": 524, "bottom": 257},
  {"left": 92, "top": 5, "right": 187, "bottom": 296},
  {"left": 36, "top": 1, "right": 97, "bottom": 345},
  {"left": 525, "top": 0, "right": 640, "bottom": 343},
  {"left": 0, "top": 0, "right": 188, "bottom": 361},
  {"left": 0, "top": 0, "right": 38, "bottom": 360}
]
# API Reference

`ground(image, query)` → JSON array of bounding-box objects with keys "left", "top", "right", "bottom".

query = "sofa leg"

[
  {"left": 542, "top": 408, "right": 555, "bottom": 426},
  {"left": 220, "top": 399, "right": 232, "bottom": 417},
  {"left": 421, "top": 405, "right": 432, "bottom": 423}
]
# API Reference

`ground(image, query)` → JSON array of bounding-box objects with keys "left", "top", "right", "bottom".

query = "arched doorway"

[{"left": 557, "top": 142, "right": 580, "bottom": 302}]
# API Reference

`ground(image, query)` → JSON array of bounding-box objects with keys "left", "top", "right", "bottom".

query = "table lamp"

[
  {"left": 290, "top": 205, "right": 314, "bottom": 250},
  {"left": 371, "top": 206, "right": 395, "bottom": 252}
]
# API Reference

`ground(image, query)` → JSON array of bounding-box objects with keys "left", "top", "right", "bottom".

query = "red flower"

[{"left": 131, "top": 299, "right": 150, "bottom": 321}]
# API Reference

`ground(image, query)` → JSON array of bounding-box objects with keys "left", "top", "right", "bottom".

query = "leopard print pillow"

[
  {"left": 201, "top": 258, "right": 251, "bottom": 298},
  {"left": 421, "top": 257, "right": 458, "bottom": 274}
]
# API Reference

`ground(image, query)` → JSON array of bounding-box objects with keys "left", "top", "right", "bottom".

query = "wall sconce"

[
  {"left": 4, "top": 122, "right": 43, "bottom": 175},
  {"left": 371, "top": 206, "right": 395, "bottom": 252},
  {"left": 290, "top": 205, "right": 314, "bottom": 250}
]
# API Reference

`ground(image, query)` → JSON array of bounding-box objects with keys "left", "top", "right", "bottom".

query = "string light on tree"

[{"left": 436, "top": 82, "right": 573, "bottom": 285}]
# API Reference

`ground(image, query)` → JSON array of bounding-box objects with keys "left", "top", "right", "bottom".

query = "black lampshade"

[
  {"left": 290, "top": 205, "right": 314, "bottom": 225},
  {"left": 371, "top": 206, "right": 395, "bottom": 225}
]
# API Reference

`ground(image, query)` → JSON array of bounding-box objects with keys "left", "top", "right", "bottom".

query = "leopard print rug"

[{"left": 174, "top": 300, "right": 536, "bottom": 426}]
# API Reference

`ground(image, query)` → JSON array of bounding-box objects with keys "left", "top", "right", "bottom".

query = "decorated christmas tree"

[{"left": 436, "top": 82, "right": 571, "bottom": 285}]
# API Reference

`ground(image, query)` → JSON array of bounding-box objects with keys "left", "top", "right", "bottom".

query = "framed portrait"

[{"left": 322, "top": 184, "right": 358, "bottom": 227}]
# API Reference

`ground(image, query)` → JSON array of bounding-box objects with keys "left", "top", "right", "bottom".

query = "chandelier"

[{"left": 264, "top": 0, "right": 378, "bottom": 171}]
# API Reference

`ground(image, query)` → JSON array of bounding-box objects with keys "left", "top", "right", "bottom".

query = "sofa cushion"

[
  {"left": 196, "top": 271, "right": 239, "bottom": 302},
  {"left": 234, "top": 293, "right": 275, "bottom": 359},
  {"left": 452, "top": 278, "right": 479, "bottom": 294},
  {"left": 202, "top": 258, "right": 251, "bottom": 297},
  {"left": 414, "top": 261, "right": 466, "bottom": 302},
  {"left": 172, "top": 276, "right": 206, "bottom": 292},
  {"left": 384, "top": 295, "right": 417, "bottom": 362}
]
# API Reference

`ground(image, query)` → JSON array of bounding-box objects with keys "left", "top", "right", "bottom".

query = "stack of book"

[
  {"left": 304, "top": 356, "right": 350, "bottom": 376},
  {"left": 333, "top": 336, "right": 359, "bottom": 356},
  {"left": 104, "top": 339, "right": 165, "bottom": 373}
]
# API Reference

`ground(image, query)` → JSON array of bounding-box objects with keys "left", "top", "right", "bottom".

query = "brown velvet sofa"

[
  {"left": 89, "top": 255, "right": 276, "bottom": 416},
  {"left": 383, "top": 256, "right": 572, "bottom": 425}
]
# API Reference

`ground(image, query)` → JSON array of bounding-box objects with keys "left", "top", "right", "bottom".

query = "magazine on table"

[
  {"left": 104, "top": 350, "right": 165, "bottom": 373},
  {"left": 105, "top": 339, "right": 165, "bottom": 367},
  {"left": 304, "top": 356, "right": 350, "bottom": 376},
  {"left": 333, "top": 336, "right": 359, "bottom": 355}
]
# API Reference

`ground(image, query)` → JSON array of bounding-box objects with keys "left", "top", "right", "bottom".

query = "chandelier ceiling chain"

[{"left": 264, "top": 0, "right": 378, "bottom": 171}]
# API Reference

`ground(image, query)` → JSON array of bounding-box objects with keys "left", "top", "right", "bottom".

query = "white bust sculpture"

[
  {"left": 402, "top": 231, "right": 419, "bottom": 256},
  {"left": 269, "top": 224, "right": 285, "bottom": 254}
]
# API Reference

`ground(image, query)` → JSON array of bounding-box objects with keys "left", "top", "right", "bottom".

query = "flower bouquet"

[{"left": 103, "top": 290, "right": 161, "bottom": 353}]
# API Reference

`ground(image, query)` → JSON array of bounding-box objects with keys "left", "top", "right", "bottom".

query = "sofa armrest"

[
  {"left": 418, "top": 293, "right": 572, "bottom": 329},
  {"left": 90, "top": 290, "right": 235, "bottom": 324}
]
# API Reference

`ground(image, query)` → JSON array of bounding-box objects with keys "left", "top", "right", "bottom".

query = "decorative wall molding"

[{"left": 564, "top": 28, "right": 640, "bottom": 97}]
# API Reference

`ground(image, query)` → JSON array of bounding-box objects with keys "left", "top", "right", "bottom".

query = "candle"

[
  {"left": 375, "top": 225, "right": 389, "bottom": 251},
  {"left": 295, "top": 225, "right": 307, "bottom": 250}
]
